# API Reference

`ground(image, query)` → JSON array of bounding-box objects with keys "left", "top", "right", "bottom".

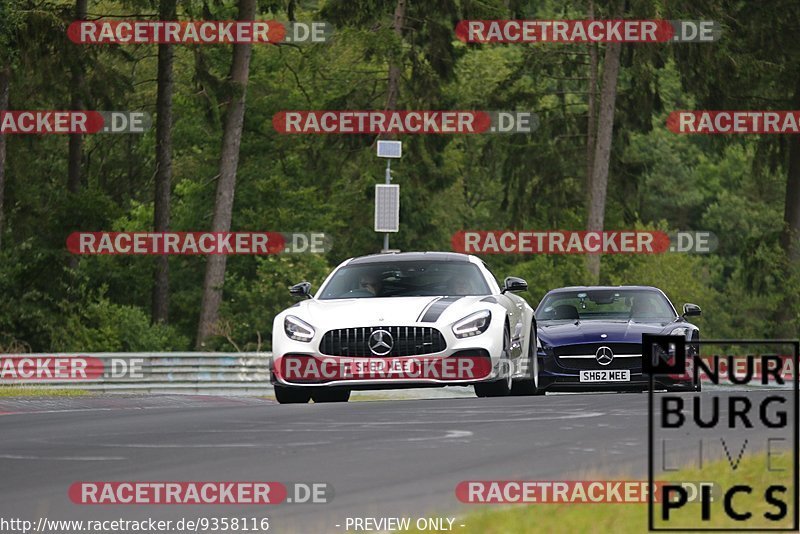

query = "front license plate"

[{"left": 579, "top": 370, "right": 630, "bottom": 382}]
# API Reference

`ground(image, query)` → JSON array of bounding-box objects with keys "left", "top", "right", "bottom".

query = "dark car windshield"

[
  {"left": 318, "top": 261, "right": 490, "bottom": 299},
  {"left": 536, "top": 289, "right": 676, "bottom": 321}
]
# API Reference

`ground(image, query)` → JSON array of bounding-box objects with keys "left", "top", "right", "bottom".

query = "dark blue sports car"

[{"left": 534, "top": 286, "right": 701, "bottom": 392}]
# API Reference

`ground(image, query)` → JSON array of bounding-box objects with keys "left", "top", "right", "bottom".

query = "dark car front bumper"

[{"left": 538, "top": 353, "right": 696, "bottom": 392}]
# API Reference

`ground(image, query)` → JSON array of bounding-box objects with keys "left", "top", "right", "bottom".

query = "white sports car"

[{"left": 271, "top": 252, "right": 539, "bottom": 403}]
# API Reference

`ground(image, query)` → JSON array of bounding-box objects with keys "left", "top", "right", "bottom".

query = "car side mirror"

[
  {"left": 289, "top": 281, "right": 312, "bottom": 299},
  {"left": 502, "top": 276, "right": 528, "bottom": 294},
  {"left": 683, "top": 303, "right": 701, "bottom": 317}
]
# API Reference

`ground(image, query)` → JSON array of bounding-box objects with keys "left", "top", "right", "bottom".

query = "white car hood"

[{"left": 292, "top": 296, "right": 489, "bottom": 329}]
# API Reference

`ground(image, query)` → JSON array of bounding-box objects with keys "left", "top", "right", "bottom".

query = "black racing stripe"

[
  {"left": 416, "top": 297, "right": 441, "bottom": 322},
  {"left": 420, "top": 296, "right": 463, "bottom": 322}
]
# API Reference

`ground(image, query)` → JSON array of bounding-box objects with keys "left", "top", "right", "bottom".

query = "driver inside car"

[{"left": 359, "top": 273, "right": 383, "bottom": 296}]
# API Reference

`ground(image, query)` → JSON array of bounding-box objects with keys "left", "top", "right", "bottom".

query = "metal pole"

[{"left": 384, "top": 159, "right": 391, "bottom": 251}]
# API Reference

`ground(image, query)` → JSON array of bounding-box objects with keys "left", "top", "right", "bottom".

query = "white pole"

[{"left": 384, "top": 159, "right": 391, "bottom": 251}]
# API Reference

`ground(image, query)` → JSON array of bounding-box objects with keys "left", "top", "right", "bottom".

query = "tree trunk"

[
  {"left": 776, "top": 76, "right": 800, "bottom": 335},
  {"left": 585, "top": 40, "right": 622, "bottom": 282},
  {"left": 151, "top": 0, "right": 177, "bottom": 324},
  {"left": 67, "top": 0, "right": 87, "bottom": 195},
  {"left": 66, "top": 0, "right": 87, "bottom": 271},
  {"left": 195, "top": 0, "right": 256, "bottom": 348},
  {"left": 385, "top": 0, "right": 406, "bottom": 112},
  {"left": 780, "top": 77, "right": 800, "bottom": 263},
  {"left": 586, "top": 0, "right": 598, "bottom": 192},
  {"left": 0, "top": 65, "right": 10, "bottom": 251}
]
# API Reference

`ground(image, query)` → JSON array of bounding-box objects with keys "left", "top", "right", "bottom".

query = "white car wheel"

[
  {"left": 475, "top": 323, "right": 512, "bottom": 398},
  {"left": 511, "top": 325, "right": 545, "bottom": 396}
]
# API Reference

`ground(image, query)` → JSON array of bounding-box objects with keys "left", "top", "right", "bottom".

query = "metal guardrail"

[{"left": 0, "top": 352, "right": 274, "bottom": 396}]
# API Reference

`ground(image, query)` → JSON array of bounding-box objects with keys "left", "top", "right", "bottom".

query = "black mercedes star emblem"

[
  {"left": 595, "top": 346, "right": 614, "bottom": 366},
  {"left": 368, "top": 329, "right": 394, "bottom": 356}
]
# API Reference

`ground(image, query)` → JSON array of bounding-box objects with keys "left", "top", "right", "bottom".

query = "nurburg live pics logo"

[{"left": 645, "top": 335, "right": 799, "bottom": 531}]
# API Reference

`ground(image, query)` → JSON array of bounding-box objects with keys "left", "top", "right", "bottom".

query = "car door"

[
  {"left": 500, "top": 292, "right": 528, "bottom": 359},
  {"left": 479, "top": 261, "right": 528, "bottom": 360}
]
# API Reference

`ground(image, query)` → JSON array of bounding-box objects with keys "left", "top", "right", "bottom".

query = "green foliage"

[
  {"left": 0, "top": 0, "right": 797, "bottom": 352},
  {"left": 51, "top": 296, "right": 189, "bottom": 352},
  {"left": 210, "top": 254, "right": 331, "bottom": 351},
  {"left": 605, "top": 253, "right": 721, "bottom": 333}
]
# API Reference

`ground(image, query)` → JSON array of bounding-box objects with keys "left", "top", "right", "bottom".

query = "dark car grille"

[
  {"left": 319, "top": 326, "right": 447, "bottom": 357},
  {"left": 552, "top": 343, "right": 643, "bottom": 370},
  {"left": 553, "top": 343, "right": 642, "bottom": 357}
]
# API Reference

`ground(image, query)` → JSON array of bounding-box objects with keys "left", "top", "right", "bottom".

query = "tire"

[
  {"left": 511, "top": 326, "right": 545, "bottom": 396},
  {"left": 274, "top": 384, "right": 312, "bottom": 404},
  {"left": 475, "top": 323, "right": 512, "bottom": 398},
  {"left": 690, "top": 333, "right": 702, "bottom": 392},
  {"left": 312, "top": 388, "right": 351, "bottom": 403}
]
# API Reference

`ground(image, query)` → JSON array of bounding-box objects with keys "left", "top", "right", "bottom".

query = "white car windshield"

[
  {"left": 318, "top": 261, "right": 491, "bottom": 299},
  {"left": 537, "top": 289, "right": 676, "bottom": 321}
]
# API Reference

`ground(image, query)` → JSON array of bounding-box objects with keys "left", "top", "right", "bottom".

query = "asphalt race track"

[{"left": 0, "top": 389, "right": 793, "bottom": 533}]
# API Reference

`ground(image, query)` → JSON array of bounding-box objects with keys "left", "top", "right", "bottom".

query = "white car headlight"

[
  {"left": 284, "top": 315, "right": 315, "bottom": 342},
  {"left": 452, "top": 310, "right": 492, "bottom": 338},
  {"left": 670, "top": 327, "right": 689, "bottom": 337}
]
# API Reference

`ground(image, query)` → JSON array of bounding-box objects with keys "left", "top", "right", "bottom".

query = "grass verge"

[
  {"left": 0, "top": 386, "right": 89, "bottom": 397},
  {"left": 404, "top": 452, "right": 795, "bottom": 533}
]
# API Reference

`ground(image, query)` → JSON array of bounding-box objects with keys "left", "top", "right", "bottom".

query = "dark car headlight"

[
  {"left": 669, "top": 326, "right": 689, "bottom": 337},
  {"left": 284, "top": 315, "right": 315, "bottom": 342},
  {"left": 537, "top": 340, "right": 550, "bottom": 356},
  {"left": 452, "top": 310, "right": 492, "bottom": 338}
]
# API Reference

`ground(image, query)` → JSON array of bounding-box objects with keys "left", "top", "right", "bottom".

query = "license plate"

[{"left": 579, "top": 370, "right": 630, "bottom": 382}]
